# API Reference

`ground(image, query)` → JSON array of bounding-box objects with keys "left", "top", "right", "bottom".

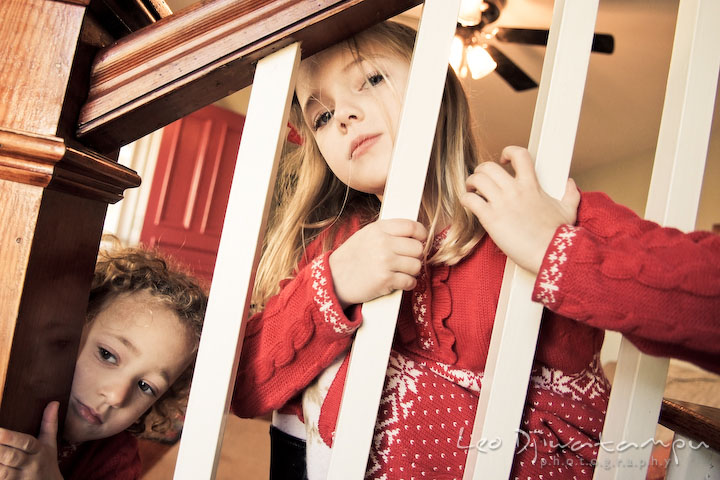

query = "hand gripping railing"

[{"left": 172, "top": 0, "right": 719, "bottom": 478}]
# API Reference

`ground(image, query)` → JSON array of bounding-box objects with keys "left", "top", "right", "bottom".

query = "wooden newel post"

[{"left": 0, "top": 0, "right": 140, "bottom": 435}]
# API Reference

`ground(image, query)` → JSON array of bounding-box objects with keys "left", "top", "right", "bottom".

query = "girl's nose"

[
  {"left": 101, "top": 381, "right": 132, "bottom": 408},
  {"left": 335, "top": 103, "right": 363, "bottom": 129}
]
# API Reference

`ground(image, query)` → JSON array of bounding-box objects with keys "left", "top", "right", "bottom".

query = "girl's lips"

[
  {"left": 350, "top": 134, "right": 381, "bottom": 159},
  {"left": 74, "top": 400, "right": 102, "bottom": 425}
]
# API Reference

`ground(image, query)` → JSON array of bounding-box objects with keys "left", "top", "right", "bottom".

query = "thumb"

[
  {"left": 561, "top": 178, "right": 581, "bottom": 215},
  {"left": 38, "top": 401, "right": 59, "bottom": 450}
]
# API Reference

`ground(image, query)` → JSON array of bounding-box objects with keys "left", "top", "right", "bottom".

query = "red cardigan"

[
  {"left": 232, "top": 191, "right": 720, "bottom": 478},
  {"left": 534, "top": 206, "right": 720, "bottom": 374},
  {"left": 57, "top": 431, "right": 141, "bottom": 480}
]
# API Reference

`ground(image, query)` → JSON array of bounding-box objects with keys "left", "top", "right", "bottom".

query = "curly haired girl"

[{"left": 0, "top": 244, "right": 207, "bottom": 480}]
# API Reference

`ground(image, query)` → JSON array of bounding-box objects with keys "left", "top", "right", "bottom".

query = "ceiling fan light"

[
  {"left": 460, "top": 64, "right": 469, "bottom": 79},
  {"left": 457, "top": 0, "right": 488, "bottom": 27},
  {"left": 449, "top": 35, "right": 465, "bottom": 74},
  {"left": 466, "top": 44, "right": 497, "bottom": 80}
]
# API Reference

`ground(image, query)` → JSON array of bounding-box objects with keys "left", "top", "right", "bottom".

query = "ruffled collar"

[{"left": 397, "top": 229, "right": 455, "bottom": 364}]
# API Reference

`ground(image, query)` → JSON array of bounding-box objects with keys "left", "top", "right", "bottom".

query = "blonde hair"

[
  {"left": 253, "top": 21, "right": 484, "bottom": 309},
  {"left": 88, "top": 243, "right": 207, "bottom": 436}
]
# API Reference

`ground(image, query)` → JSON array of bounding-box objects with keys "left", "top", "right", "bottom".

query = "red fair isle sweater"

[{"left": 232, "top": 191, "right": 720, "bottom": 479}]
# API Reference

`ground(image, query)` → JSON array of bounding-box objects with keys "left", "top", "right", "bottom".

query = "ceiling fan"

[{"left": 452, "top": 0, "right": 615, "bottom": 91}]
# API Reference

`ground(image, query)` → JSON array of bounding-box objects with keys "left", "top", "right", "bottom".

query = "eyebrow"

[
  {"left": 157, "top": 369, "right": 171, "bottom": 384},
  {"left": 112, "top": 334, "right": 139, "bottom": 355},
  {"left": 301, "top": 58, "right": 368, "bottom": 113}
]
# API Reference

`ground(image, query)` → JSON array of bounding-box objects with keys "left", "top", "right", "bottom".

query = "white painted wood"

[
  {"left": 173, "top": 43, "right": 301, "bottom": 480},
  {"left": 103, "top": 129, "right": 164, "bottom": 245},
  {"left": 327, "top": 1, "right": 461, "bottom": 477},
  {"left": 666, "top": 434, "right": 720, "bottom": 480},
  {"left": 595, "top": 0, "right": 720, "bottom": 477},
  {"left": 594, "top": 342, "right": 669, "bottom": 478},
  {"left": 644, "top": 0, "right": 720, "bottom": 231},
  {"left": 464, "top": 1, "right": 600, "bottom": 478}
]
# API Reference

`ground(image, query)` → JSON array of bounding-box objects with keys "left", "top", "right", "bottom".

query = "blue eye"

[
  {"left": 313, "top": 110, "right": 333, "bottom": 130},
  {"left": 138, "top": 380, "right": 156, "bottom": 397},
  {"left": 98, "top": 347, "right": 117, "bottom": 365}
]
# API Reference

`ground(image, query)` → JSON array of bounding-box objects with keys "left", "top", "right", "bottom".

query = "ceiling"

[
  {"left": 165, "top": 0, "right": 718, "bottom": 176},
  {"left": 398, "top": 0, "right": 716, "bottom": 175}
]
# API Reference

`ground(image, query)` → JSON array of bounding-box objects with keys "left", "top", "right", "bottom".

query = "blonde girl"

[{"left": 233, "top": 20, "right": 720, "bottom": 480}]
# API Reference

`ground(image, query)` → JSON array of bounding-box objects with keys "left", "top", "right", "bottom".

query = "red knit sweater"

[
  {"left": 232, "top": 191, "right": 720, "bottom": 479},
  {"left": 57, "top": 431, "right": 141, "bottom": 480},
  {"left": 534, "top": 205, "right": 720, "bottom": 374}
]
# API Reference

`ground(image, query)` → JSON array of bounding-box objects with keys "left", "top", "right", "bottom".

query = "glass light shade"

[
  {"left": 466, "top": 44, "right": 497, "bottom": 79},
  {"left": 458, "top": 0, "right": 488, "bottom": 27},
  {"left": 449, "top": 35, "right": 465, "bottom": 73}
]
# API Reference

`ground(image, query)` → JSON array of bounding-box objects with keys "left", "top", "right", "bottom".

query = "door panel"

[{"left": 140, "top": 105, "right": 245, "bottom": 283}]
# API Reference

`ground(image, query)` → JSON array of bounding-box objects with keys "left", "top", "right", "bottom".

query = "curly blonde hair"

[{"left": 87, "top": 244, "right": 207, "bottom": 437}]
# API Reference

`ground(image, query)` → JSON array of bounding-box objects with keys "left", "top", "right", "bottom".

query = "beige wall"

[
  {"left": 574, "top": 116, "right": 719, "bottom": 369},
  {"left": 214, "top": 86, "right": 252, "bottom": 116},
  {"left": 573, "top": 125, "right": 719, "bottom": 233}
]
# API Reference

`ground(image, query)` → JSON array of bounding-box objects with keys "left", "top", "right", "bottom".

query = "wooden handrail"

[
  {"left": 660, "top": 398, "right": 720, "bottom": 452},
  {"left": 76, "top": 0, "right": 421, "bottom": 153}
]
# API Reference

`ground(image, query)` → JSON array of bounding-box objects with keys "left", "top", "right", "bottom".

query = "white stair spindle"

[{"left": 173, "top": 43, "right": 301, "bottom": 480}]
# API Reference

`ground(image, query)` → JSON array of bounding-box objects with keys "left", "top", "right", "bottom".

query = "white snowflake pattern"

[
  {"left": 535, "top": 225, "right": 577, "bottom": 306},
  {"left": 385, "top": 353, "right": 424, "bottom": 419},
  {"left": 427, "top": 362, "right": 483, "bottom": 393},
  {"left": 530, "top": 355, "right": 609, "bottom": 402},
  {"left": 311, "top": 257, "right": 354, "bottom": 334},
  {"left": 368, "top": 353, "right": 426, "bottom": 477}
]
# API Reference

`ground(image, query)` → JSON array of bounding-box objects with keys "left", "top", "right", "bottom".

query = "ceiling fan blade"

[
  {"left": 590, "top": 33, "right": 614, "bottom": 54},
  {"left": 485, "top": 44, "right": 538, "bottom": 91},
  {"left": 494, "top": 27, "right": 549, "bottom": 46},
  {"left": 494, "top": 28, "right": 614, "bottom": 54}
]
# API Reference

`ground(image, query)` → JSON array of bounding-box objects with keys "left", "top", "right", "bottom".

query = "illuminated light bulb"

[
  {"left": 457, "top": 0, "right": 488, "bottom": 27},
  {"left": 449, "top": 35, "right": 465, "bottom": 73},
  {"left": 466, "top": 44, "right": 497, "bottom": 80}
]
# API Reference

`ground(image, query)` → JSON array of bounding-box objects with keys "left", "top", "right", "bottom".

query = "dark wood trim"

[
  {"left": 53, "top": 147, "right": 141, "bottom": 204},
  {"left": 0, "top": 129, "right": 64, "bottom": 186},
  {"left": 86, "top": 0, "right": 170, "bottom": 39},
  {"left": 0, "top": 188, "right": 109, "bottom": 435},
  {"left": 0, "top": 128, "right": 140, "bottom": 203},
  {"left": 660, "top": 398, "right": 720, "bottom": 452},
  {"left": 54, "top": 0, "right": 91, "bottom": 5},
  {"left": 77, "top": 0, "right": 422, "bottom": 153}
]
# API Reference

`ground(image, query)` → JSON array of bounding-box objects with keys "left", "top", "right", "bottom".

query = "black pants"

[{"left": 269, "top": 425, "right": 307, "bottom": 480}]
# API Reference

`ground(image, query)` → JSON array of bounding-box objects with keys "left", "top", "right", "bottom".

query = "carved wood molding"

[
  {"left": 77, "top": 0, "right": 421, "bottom": 153},
  {"left": 0, "top": 128, "right": 140, "bottom": 204}
]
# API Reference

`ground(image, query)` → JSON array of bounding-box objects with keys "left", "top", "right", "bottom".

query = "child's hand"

[
  {"left": 461, "top": 146, "right": 580, "bottom": 274},
  {"left": 329, "top": 219, "right": 427, "bottom": 308},
  {"left": 0, "top": 401, "right": 64, "bottom": 480}
]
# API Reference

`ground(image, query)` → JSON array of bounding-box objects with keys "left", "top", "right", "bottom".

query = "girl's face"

[
  {"left": 296, "top": 45, "right": 410, "bottom": 199},
  {"left": 63, "top": 290, "right": 194, "bottom": 444}
]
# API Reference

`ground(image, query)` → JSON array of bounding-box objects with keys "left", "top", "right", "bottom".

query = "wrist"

[
  {"left": 328, "top": 250, "right": 351, "bottom": 310},
  {"left": 533, "top": 224, "right": 579, "bottom": 307}
]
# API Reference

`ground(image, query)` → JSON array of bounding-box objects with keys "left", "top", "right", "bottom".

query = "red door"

[{"left": 140, "top": 105, "right": 245, "bottom": 284}]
